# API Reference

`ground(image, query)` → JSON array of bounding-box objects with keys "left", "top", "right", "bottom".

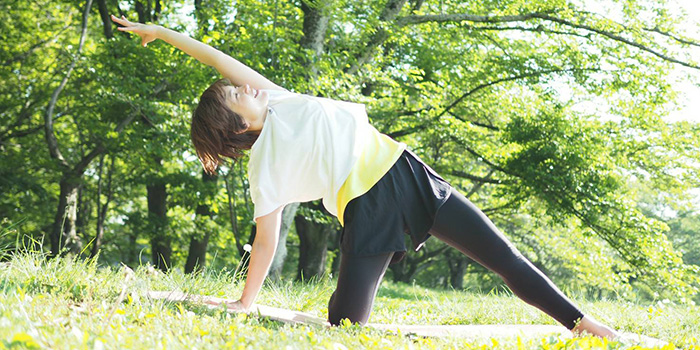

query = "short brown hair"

[{"left": 191, "top": 78, "right": 259, "bottom": 174}]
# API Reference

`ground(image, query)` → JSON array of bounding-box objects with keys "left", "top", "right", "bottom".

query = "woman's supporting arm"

[
  {"left": 110, "top": 15, "right": 285, "bottom": 91},
  {"left": 237, "top": 206, "right": 284, "bottom": 309}
]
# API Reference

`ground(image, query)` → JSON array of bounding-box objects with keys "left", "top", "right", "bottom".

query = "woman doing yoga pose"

[{"left": 111, "top": 14, "right": 619, "bottom": 339}]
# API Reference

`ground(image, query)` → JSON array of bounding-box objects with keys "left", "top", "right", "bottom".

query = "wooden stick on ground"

[
  {"left": 146, "top": 291, "right": 569, "bottom": 338},
  {"left": 145, "top": 290, "right": 668, "bottom": 346}
]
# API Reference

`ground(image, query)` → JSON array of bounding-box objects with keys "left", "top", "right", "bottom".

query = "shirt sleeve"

[{"left": 249, "top": 176, "right": 285, "bottom": 220}]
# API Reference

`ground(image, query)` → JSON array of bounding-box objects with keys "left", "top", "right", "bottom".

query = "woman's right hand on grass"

[{"left": 110, "top": 15, "right": 159, "bottom": 47}]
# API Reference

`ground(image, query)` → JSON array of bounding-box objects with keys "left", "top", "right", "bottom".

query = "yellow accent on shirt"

[{"left": 336, "top": 126, "right": 407, "bottom": 226}]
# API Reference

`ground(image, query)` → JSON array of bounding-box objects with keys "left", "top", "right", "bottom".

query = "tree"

[
  {"left": 185, "top": 170, "right": 217, "bottom": 274},
  {"left": 294, "top": 202, "right": 338, "bottom": 281}
]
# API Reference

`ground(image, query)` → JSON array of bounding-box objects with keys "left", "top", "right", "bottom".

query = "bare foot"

[{"left": 571, "top": 315, "right": 620, "bottom": 339}]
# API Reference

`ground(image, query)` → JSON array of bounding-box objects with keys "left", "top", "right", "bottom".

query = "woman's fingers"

[
  {"left": 110, "top": 14, "right": 124, "bottom": 24},
  {"left": 110, "top": 14, "right": 136, "bottom": 27},
  {"left": 109, "top": 14, "right": 152, "bottom": 47},
  {"left": 111, "top": 15, "right": 138, "bottom": 33},
  {"left": 116, "top": 25, "right": 135, "bottom": 32}
]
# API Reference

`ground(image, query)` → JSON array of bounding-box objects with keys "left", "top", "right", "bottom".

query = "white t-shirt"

[{"left": 247, "top": 89, "right": 369, "bottom": 219}]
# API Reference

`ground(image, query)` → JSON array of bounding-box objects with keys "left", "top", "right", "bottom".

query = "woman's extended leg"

[
  {"left": 430, "top": 188, "right": 618, "bottom": 337},
  {"left": 327, "top": 252, "right": 394, "bottom": 325}
]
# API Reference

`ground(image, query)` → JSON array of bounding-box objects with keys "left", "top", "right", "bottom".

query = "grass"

[{"left": 0, "top": 253, "right": 698, "bottom": 349}]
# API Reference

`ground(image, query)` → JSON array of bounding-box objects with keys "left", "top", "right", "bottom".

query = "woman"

[{"left": 111, "top": 15, "right": 618, "bottom": 338}]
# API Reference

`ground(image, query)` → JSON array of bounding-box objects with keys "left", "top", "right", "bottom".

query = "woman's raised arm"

[{"left": 110, "top": 15, "right": 285, "bottom": 91}]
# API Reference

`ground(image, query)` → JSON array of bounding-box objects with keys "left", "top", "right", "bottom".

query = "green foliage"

[{"left": 500, "top": 106, "right": 699, "bottom": 300}]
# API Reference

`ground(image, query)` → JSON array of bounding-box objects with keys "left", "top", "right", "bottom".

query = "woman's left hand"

[
  {"left": 203, "top": 298, "right": 249, "bottom": 312},
  {"left": 110, "top": 15, "right": 159, "bottom": 47},
  {"left": 223, "top": 299, "right": 250, "bottom": 313}
]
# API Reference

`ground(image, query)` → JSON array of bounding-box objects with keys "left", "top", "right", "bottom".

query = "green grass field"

[{"left": 0, "top": 253, "right": 697, "bottom": 349}]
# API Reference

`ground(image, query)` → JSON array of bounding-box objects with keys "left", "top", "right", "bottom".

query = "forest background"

[{"left": 2, "top": 0, "right": 700, "bottom": 307}]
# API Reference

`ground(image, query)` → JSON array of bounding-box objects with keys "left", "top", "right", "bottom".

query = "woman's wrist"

[
  {"left": 239, "top": 294, "right": 254, "bottom": 309},
  {"left": 153, "top": 25, "right": 166, "bottom": 40}
]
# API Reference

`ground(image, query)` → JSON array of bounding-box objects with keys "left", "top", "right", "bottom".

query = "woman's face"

[{"left": 225, "top": 84, "right": 269, "bottom": 131}]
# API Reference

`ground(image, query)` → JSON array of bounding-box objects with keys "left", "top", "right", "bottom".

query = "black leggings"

[{"left": 328, "top": 188, "right": 585, "bottom": 329}]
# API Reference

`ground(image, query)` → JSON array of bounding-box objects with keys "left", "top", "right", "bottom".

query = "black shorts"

[{"left": 340, "top": 149, "right": 452, "bottom": 264}]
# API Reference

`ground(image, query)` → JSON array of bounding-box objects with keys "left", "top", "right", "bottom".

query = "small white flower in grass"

[
  {"left": 332, "top": 343, "right": 348, "bottom": 350},
  {"left": 71, "top": 327, "right": 82, "bottom": 341},
  {"left": 243, "top": 244, "right": 252, "bottom": 252}
]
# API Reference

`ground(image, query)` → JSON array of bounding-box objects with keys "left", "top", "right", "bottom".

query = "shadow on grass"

[{"left": 155, "top": 299, "right": 293, "bottom": 331}]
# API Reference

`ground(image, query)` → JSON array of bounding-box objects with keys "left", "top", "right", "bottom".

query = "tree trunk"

[
  {"left": 153, "top": 0, "right": 162, "bottom": 21},
  {"left": 389, "top": 257, "right": 415, "bottom": 283},
  {"left": 150, "top": 235, "right": 171, "bottom": 271},
  {"left": 295, "top": 212, "right": 333, "bottom": 281},
  {"left": 184, "top": 225, "right": 210, "bottom": 274},
  {"left": 96, "top": 0, "right": 114, "bottom": 39},
  {"left": 389, "top": 244, "right": 448, "bottom": 283},
  {"left": 185, "top": 171, "right": 217, "bottom": 274},
  {"left": 49, "top": 175, "right": 83, "bottom": 256},
  {"left": 92, "top": 215, "right": 105, "bottom": 258},
  {"left": 328, "top": 227, "right": 342, "bottom": 278},
  {"left": 448, "top": 254, "right": 469, "bottom": 290},
  {"left": 238, "top": 224, "right": 257, "bottom": 272},
  {"left": 269, "top": 202, "right": 300, "bottom": 280},
  {"left": 135, "top": 1, "right": 150, "bottom": 23},
  {"left": 44, "top": 0, "right": 93, "bottom": 258},
  {"left": 90, "top": 155, "right": 114, "bottom": 258},
  {"left": 299, "top": 1, "right": 331, "bottom": 77},
  {"left": 75, "top": 184, "right": 89, "bottom": 243},
  {"left": 124, "top": 231, "right": 138, "bottom": 267},
  {"left": 147, "top": 180, "right": 169, "bottom": 271},
  {"left": 223, "top": 167, "right": 245, "bottom": 255}
]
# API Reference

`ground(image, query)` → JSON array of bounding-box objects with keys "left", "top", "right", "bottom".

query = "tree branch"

[
  {"left": 447, "top": 112, "right": 500, "bottom": 131},
  {"left": 533, "top": 13, "right": 700, "bottom": 70},
  {"left": 460, "top": 24, "right": 593, "bottom": 40},
  {"left": 396, "top": 11, "right": 700, "bottom": 69},
  {"left": 644, "top": 26, "right": 700, "bottom": 48},
  {"left": 469, "top": 120, "right": 500, "bottom": 131},
  {"left": 4, "top": 124, "right": 49, "bottom": 141},
  {"left": 346, "top": 0, "right": 408, "bottom": 75},
  {"left": 409, "top": 0, "right": 424, "bottom": 14},
  {"left": 396, "top": 106, "right": 433, "bottom": 116},
  {"left": 389, "top": 68, "right": 593, "bottom": 138},
  {"left": 44, "top": 0, "right": 93, "bottom": 169},
  {"left": 450, "top": 170, "right": 507, "bottom": 184},
  {"left": 464, "top": 169, "right": 495, "bottom": 198},
  {"left": 462, "top": 148, "right": 510, "bottom": 176},
  {"left": 2, "top": 24, "right": 71, "bottom": 66},
  {"left": 395, "top": 12, "right": 552, "bottom": 26},
  {"left": 71, "top": 106, "right": 138, "bottom": 176},
  {"left": 421, "top": 244, "right": 449, "bottom": 259},
  {"left": 1, "top": 99, "right": 59, "bottom": 142},
  {"left": 481, "top": 195, "right": 528, "bottom": 214}
]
